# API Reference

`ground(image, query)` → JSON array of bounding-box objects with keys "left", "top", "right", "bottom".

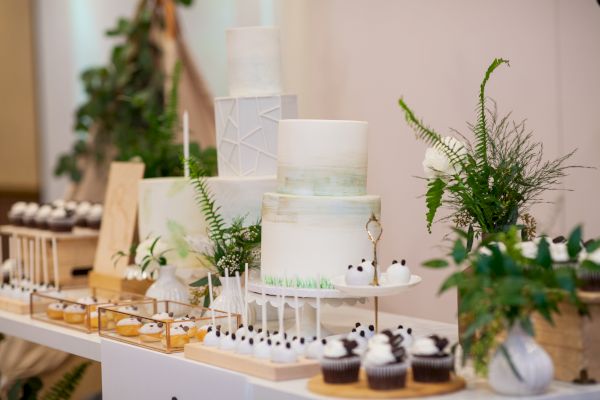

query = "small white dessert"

[
  {"left": 354, "top": 322, "right": 376, "bottom": 339},
  {"left": 254, "top": 329, "right": 268, "bottom": 341},
  {"left": 235, "top": 336, "right": 255, "bottom": 355},
  {"left": 345, "top": 260, "right": 375, "bottom": 286},
  {"left": 65, "top": 201, "right": 78, "bottom": 212},
  {"left": 305, "top": 338, "right": 327, "bottom": 359},
  {"left": 76, "top": 296, "right": 99, "bottom": 305},
  {"left": 219, "top": 332, "right": 237, "bottom": 351},
  {"left": 151, "top": 311, "right": 174, "bottom": 321},
  {"left": 271, "top": 341, "right": 298, "bottom": 364},
  {"left": 34, "top": 204, "right": 53, "bottom": 227},
  {"left": 270, "top": 331, "right": 287, "bottom": 343},
  {"left": 203, "top": 327, "right": 221, "bottom": 347},
  {"left": 386, "top": 259, "right": 411, "bottom": 284},
  {"left": 253, "top": 338, "right": 273, "bottom": 359},
  {"left": 393, "top": 325, "right": 414, "bottom": 348},
  {"left": 117, "top": 305, "right": 140, "bottom": 315},
  {"left": 235, "top": 324, "right": 255, "bottom": 339},
  {"left": 291, "top": 337, "right": 307, "bottom": 356}
]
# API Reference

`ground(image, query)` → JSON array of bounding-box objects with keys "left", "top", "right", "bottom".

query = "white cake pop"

[{"left": 387, "top": 259, "right": 411, "bottom": 284}]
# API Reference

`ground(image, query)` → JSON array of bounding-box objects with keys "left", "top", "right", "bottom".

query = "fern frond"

[
  {"left": 187, "top": 158, "right": 226, "bottom": 241},
  {"left": 42, "top": 362, "right": 91, "bottom": 400},
  {"left": 474, "top": 58, "right": 509, "bottom": 167},
  {"left": 399, "top": 98, "right": 466, "bottom": 169},
  {"left": 425, "top": 178, "right": 447, "bottom": 233}
]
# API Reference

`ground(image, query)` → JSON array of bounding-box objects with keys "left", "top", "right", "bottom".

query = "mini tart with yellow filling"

[
  {"left": 116, "top": 317, "right": 142, "bottom": 337},
  {"left": 46, "top": 302, "right": 67, "bottom": 320},
  {"left": 176, "top": 315, "right": 198, "bottom": 338},
  {"left": 63, "top": 304, "right": 87, "bottom": 324},
  {"left": 151, "top": 311, "right": 174, "bottom": 322},
  {"left": 113, "top": 305, "right": 140, "bottom": 322},
  {"left": 86, "top": 309, "right": 109, "bottom": 329},
  {"left": 162, "top": 325, "right": 190, "bottom": 348},
  {"left": 139, "top": 322, "right": 165, "bottom": 342}
]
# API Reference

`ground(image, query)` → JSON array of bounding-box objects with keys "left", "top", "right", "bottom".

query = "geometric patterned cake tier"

[{"left": 215, "top": 94, "right": 297, "bottom": 177}]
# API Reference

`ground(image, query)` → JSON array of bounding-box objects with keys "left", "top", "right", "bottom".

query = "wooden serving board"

[
  {"left": 184, "top": 342, "right": 320, "bottom": 381},
  {"left": 0, "top": 296, "right": 45, "bottom": 314},
  {"left": 308, "top": 370, "right": 465, "bottom": 399}
]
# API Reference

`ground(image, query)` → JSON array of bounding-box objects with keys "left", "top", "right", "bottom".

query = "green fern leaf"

[
  {"left": 474, "top": 58, "right": 509, "bottom": 167},
  {"left": 187, "top": 158, "right": 226, "bottom": 242},
  {"left": 398, "top": 98, "right": 466, "bottom": 169},
  {"left": 42, "top": 362, "right": 91, "bottom": 400},
  {"left": 425, "top": 177, "right": 446, "bottom": 233}
]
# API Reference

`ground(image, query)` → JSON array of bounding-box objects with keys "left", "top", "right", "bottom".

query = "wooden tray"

[
  {"left": 308, "top": 370, "right": 465, "bottom": 399},
  {"left": 184, "top": 342, "right": 320, "bottom": 381},
  {"left": 0, "top": 295, "right": 46, "bottom": 314}
]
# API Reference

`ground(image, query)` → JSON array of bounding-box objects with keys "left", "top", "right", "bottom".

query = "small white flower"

[
  {"left": 422, "top": 136, "right": 467, "bottom": 179},
  {"left": 549, "top": 242, "right": 569, "bottom": 263},
  {"left": 580, "top": 248, "right": 600, "bottom": 264}
]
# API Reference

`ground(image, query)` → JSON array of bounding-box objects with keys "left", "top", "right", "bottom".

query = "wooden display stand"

[
  {"left": 533, "top": 290, "right": 600, "bottom": 383},
  {"left": 89, "top": 162, "right": 150, "bottom": 294},
  {"left": 0, "top": 225, "right": 98, "bottom": 287},
  {"left": 308, "top": 370, "right": 465, "bottom": 399},
  {"left": 184, "top": 343, "right": 321, "bottom": 381}
]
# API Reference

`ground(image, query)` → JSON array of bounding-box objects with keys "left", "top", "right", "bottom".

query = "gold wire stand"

[{"left": 366, "top": 213, "right": 382, "bottom": 332}]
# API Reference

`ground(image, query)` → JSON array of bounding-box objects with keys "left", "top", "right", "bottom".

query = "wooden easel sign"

[{"left": 92, "top": 162, "right": 145, "bottom": 278}]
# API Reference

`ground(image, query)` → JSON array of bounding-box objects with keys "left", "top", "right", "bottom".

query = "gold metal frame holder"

[{"left": 365, "top": 213, "right": 382, "bottom": 331}]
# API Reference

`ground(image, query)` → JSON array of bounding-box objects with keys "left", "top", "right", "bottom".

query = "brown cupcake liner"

[
  {"left": 411, "top": 354, "right": 453, "bottom": 383},
  {"left": 365, "top": 361, "right": 408, "bottom": 390},
  {"left": 321, "top": 356, "right": 361, "bottom": 384},
  {"left": 579, "top": 268, "right": 600, "bottom": 291}
]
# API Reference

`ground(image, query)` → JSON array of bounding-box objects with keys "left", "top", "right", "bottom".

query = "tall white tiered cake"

[
  {"left": 260, "top": 120, "right": 381, "bottom": 287},
  {"left": 139, "top": 27, "right": 296, "bottom": 268}
]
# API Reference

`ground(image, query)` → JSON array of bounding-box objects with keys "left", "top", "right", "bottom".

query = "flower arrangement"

[
  {"left": 424, "top": 226, "right": 600, "bottom": 376},
  {"left": 398, "top": 58, "right": 579, "bottom": 249},
  {"left": 186, "top": 158, "right": 262, "bottom": 305}
]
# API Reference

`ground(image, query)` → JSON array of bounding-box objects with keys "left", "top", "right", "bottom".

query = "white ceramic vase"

[
  {"left": 211, "top": 276, "right": 256, "bottom": 328},
  {"left": 488, "top": 324, "right": 554, "bottom": 396},
  {"left": 145, "top": 265, "right": 189, "bottom": 303}
]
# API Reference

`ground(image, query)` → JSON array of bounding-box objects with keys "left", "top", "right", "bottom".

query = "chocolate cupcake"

[
  {"left": 410, "top": 335, "right": 453, "bottom": 383},
  {"left": 22, "top": 203, "right": 39, "bottom": 227},
  {"left": 47, "top": 207, "right": 75, "bottom": 232},
  {"left": 86, "top": 204, "right": 103, "bottom": 230},
  {"left": 364, "top": 335, "right": 408, "bottom": 390},
  {"left": 320, "top": 339, "right": 361, "bottom": 384},
  {"left": 74, "top": 201, "right": 92, "bottom": 227},
  {"left": 34, "top": 204, "right": 54, "bottom": 229},
  {"left": 579, "top": 247, "right": 600, "bottom": 291},
  {"left": 8, "top": 202, "right": 27, "bottom": 225}
]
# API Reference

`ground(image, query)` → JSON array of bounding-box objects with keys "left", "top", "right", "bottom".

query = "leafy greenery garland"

[
  {"left": 42, "top": 362, "right": 91, "bottom": 400},
  {"left": 399, "top": 58, "right": 579, "bottom": 248}
]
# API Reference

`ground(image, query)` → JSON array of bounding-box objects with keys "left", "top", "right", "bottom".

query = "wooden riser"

[
  {"left": 0, "top": 295, "right": 46, "bottom": 314},
  {"left": 88, "top": 271, "right": 152, "bottom": 295},
  {"left": 184, "top": 342, "right": 320, "bottom": 381},
  {"left": 533, "top": 290, "right": 600, "bottom": 382}
]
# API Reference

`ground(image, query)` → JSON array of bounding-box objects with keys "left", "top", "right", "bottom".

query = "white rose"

[
  {"left": 550, "top": 242, "right": 569, "bottom": 263},
  {"left": 517, "top": 241, "right": 538, "bottom": 259},
  {"left": 422, "top": 136, "right": 467, "bottom": 179},
  {"left": 580, "top": 248, "right": 600, "bottom": 264}
]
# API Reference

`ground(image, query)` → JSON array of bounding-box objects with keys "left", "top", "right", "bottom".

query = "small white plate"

[{"left": 331, "top": 274, "right": 422, "bottom": 297}]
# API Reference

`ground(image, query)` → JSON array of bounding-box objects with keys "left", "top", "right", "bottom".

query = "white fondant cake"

[
  {"left": 138, "top": 177, "right": 276, "bottom": 267},
  {"left": 227, "top": 26, "right": 281, "bottom": 97},
  {"left": 277, "top": 120, "right": 368, "bottom": 196},
  {"left": 215, "top": 95, "right": 297, "bottom": 177},
  {"left": 260, "top": 120, "right": 381, "bottom": 287}
]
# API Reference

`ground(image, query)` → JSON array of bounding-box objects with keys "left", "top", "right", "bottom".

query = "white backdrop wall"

[{"left": 35, "top": 0, "right": 600, "bottom": 323}]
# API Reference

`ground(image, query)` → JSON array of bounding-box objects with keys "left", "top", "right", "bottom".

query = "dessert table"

[{"left": 1, "top": 306, "right": 599, "bottom": 399}]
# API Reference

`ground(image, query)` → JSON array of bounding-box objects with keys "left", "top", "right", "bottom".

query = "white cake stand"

[{"left": 246, "top": 278, "right": 366, "bottom": 337}]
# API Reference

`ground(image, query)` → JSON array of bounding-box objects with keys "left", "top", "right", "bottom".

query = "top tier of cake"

[
  {"left": 276, "top": 119, "right": 368, "bottom": 196},
  {"left": 227, "top": 26, "right": 282, "bottom": 97}
]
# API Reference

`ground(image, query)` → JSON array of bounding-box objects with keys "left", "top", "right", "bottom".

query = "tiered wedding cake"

[
  {"left": 260, "top": 119, "right": 381, "bottom": 287},
  {"left": 139, "top": 26, "right": 296, "bottom": 268}
]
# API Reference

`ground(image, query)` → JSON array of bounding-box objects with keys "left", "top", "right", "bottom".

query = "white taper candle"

[
  {"left": 51, "top": 237, "right": 59, "bottom": 289},
  {"left": 207, "top": 272, "right": 216, "bottom": 326},
  {"left": 183, "top": 110, "right": 190, "bottom": 178}
]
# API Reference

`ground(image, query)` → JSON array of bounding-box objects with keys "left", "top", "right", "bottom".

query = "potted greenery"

[
  {"left": 424, "top": 226, "right": 599, "bottom": 395},
  {"left": 185, "top": 159, "right": 261, "bottom": 313},
  {"left": 398, "top": 58, "right": 578, "bottom": 249}
]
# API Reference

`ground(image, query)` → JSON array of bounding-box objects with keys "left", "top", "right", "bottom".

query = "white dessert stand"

[
  {"left": 331, "top": 273, "right": 422, "bottom": 297},
  {"left": 246, "top": 278, "right": 366, "bottom": 337}
]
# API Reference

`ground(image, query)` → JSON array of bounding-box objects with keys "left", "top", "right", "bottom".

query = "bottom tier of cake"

[{"left": 260, "top": 192, "right": 381, "bottom": 288}]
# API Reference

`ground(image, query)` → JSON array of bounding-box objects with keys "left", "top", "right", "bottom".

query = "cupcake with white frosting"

[
  {"left": 22, "top": 203, "right": 40, "bottom": 227},
  {"left": 140, "top": 322, "right": 164, "bottom": 342},
  {"left": 163, "top": 324, "right": 189, "bottom": 348},
  {"left": 8, "top": 201, "right": 27, "bottom": 225},
  {"left": 86, "top": 204, "right": 103, "bottom": 230},
  {"left": 74, "top": 201, "right": 92, "bottom": 227},
  {"left": 410, "top": 335, "right": 453, "bottom": 383},
  {"left": 320, "top": 339, "right": 361, "bottom": 384},
  {"left": 34, "top": 204, "right": 54, "bottom": 229},
  {"left": 364, "top": 340, "right": 408, "bottom": 390},
  {"left": 47, "top": 207, "right": 75, "bottom": 232}
]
